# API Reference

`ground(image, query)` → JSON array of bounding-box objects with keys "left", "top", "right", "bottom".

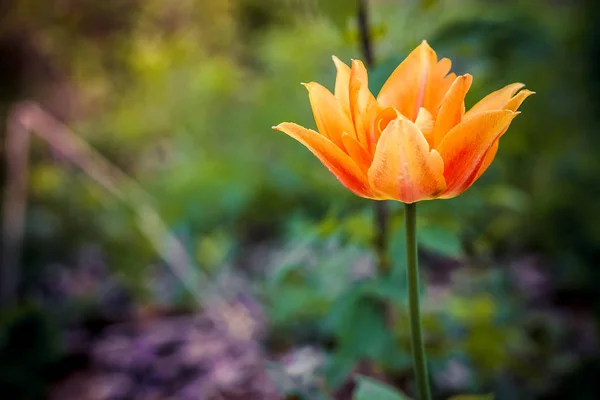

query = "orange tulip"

[{"left": 273, "top": 41, "right": 533, "bottom": 203}]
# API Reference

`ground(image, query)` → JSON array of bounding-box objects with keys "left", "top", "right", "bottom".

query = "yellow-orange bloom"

[
  {"left": 273, "top": 41, "right": 533, "bottom": 203},
  {"left": 274, "top": 41, "right": 533, "bottom": 203}
]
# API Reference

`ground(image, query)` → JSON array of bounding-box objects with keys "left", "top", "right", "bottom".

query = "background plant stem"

[
  {"left": 404, "top": 202, "right": 431, "bottom": 400},
  {"left": 357, "top": 0, "right": 390, "bottom": 276}
]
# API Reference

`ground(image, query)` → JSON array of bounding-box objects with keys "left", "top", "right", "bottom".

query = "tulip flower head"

[{"left": 273, "top": 41, "right": 533, "bottom": 203}]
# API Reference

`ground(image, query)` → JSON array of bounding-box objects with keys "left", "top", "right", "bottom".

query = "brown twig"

[
  {"left": 357, "top": 0, "right": 375, "bottom": 68},
  {"left": 357, "top": 0, "right": 390, "bottom": 276},
  {"left": 1, "top": 107, "right": 31, "bottom": 305}
]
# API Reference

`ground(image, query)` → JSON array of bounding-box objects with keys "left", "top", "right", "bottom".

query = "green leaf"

[
  {"left": 328, "top": 292, "right": 390, "bottom": 360},
  {"left": 325, "top": 351, "right": 357, "bottom": 390},
  {"left": 418, "top": 226, "right": 462, "bottom": 258},
  {"left": 324, "top": 285, "right": 407, "bottom": 387},
  {"left": 268, "top": 285, "right": 327, "bottom": 324},
  {"left": 353, "top": 375, "right": 411, "bottom": 400},
  {"left": 342, "top": 299, "right": 388, "bottom": 359}
]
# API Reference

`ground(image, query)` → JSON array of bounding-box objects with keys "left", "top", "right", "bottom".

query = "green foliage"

[
  {"left": 353, "top": 375, "right": 411, "bottom": 400},
  {"left": 316, "top": 0, "right": 357, "bottom": 32},
  {"left": 263, "top": 208, "right": 539, "bottom": 394},
  {"left": 324, "top": 282, "right": 406, "bottom": 387},
  {"left": 264, "top": 233, "right": 363, "bottom": 326},
  {"left": 352, "top": 379, "right": 494, "bottom": 400},
  {"left": 419, "top": 226, "right": 463, "bottom": 259}
]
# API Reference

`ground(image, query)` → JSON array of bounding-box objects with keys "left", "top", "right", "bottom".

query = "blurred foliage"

[
  {"left": 262, "top": 213, "right": 541, "bottom": 396},
  {"left": 2, "top": 0, "right": 600, "bottom": 398},
  {"left": 353, "top": 375, "right": 410, "bottom": 400}
]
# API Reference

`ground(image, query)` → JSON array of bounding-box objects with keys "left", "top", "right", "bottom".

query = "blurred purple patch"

[{"left": 51, "top": 299, "right": 279, "bottom": 399}]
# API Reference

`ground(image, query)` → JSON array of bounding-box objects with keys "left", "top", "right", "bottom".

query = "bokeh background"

[{"left": 1, "top": 0, "right": 600, "bottom": 399}]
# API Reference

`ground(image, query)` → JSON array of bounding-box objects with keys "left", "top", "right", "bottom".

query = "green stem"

[{"left": 404, "top": 202, "right": 431, "bottom": 400}]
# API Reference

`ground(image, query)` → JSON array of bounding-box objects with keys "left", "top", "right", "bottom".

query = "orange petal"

[
  {"left": 449, "top": 139, "right": 500, "bottom": 196},
  {"left": 364, "top": 101, "right": 381, "bottom": 154},
  {"left": 425, "top": 58, "right": 455, "bottom": 117},
  {"left": 303, "top": 82, "right": 354, "bottom": 148},
  {"left": 349, "top": 59, "right": 379, "bottom": 152},
  {"left": 415, "top": 107, "right": 434, "bottom": 146},
  {"left": 377, "top": 40, "right": 438, "bottom": 121},
  {"left": 437, "top": 110, "right": 519, "bottom": 199},
  {"left": 332, "top": 56, "right": 352, "bottom": 117},
  {"left": 504, "top": 89, "right": 535, "bottom": 112},
  {"left": 465, "top": 82, "right": 525, "bottom": 117},
  {"left": 371, "top": 106, "right": 399, "bottom": 148},
  {"left": 341, "top": 132, "right": 372, "bottom": 172},
  {"left": 473, "top": 140, "right": 499, "bottom": 181},
  {"left": 274, "top": 122, "right": 374, "bottom": 198},
  {"left": 433, "top": 74, "right": 473, "bottom": 147},
  {"left": 433, "top": 58, "right": 452, "bottom": 82},
  {"left": 368, "top": 118, "right": 446, "bottom": 203},
  {"left": 457, "top": 90, "right": 533, "bottom": 192}
]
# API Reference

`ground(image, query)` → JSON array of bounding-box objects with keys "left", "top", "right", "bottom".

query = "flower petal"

[
  {"left": 377, "top": 41, "right": 454, "bottom": 121},
  {"left": 377, "top": 40, "right": 438, "bottom": 121},
  {"left": 436, "top": 57, "right": 452, "bottom": 75},
  {"left": 433, "top": 74, "right": 473, "bottom": 147},
  {"left": 349, "top": 59, "right": 379, "bottom": 152},
  {"left": 504, "top": 89, "right": 535, "bottom": 112},
  {"left": 303, "top": 82, "right": 354, "bottom": 147},
  {"left": 464, "top": 90, "right": 534, "bottom": 186},
  {"left": 437, "top": 110, "right": 519, "bottom": 198},
  {"left": 332, "top": 56, "right": 352, "bottom": 117},
  {"left": 341, "top": 132, "right": 372, "bottom": 172},
  {"left": 454, "top": 90, "right": 534, "bottom": 193},
  {"left": 274, "top": 122, "right": 374, "bottom": 198},
  {"left": 415, "top": 107, "right": 434, "bottom": 146},
  {"left": 425, "top": 58, "right": 455, "bottom": 118},
  {"left": 465, "top": 82, "right": 525, "bottom": 117},
  {"left": 473, "top": 140, "right": 499, "bottom": 181},
  {"left": 371, "top": 106, "right": 399, "bottom": 149},
  {"left": 368, "top": 118, "right": 446, "bottom": 203}
]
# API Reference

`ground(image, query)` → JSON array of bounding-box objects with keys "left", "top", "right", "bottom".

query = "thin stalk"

[
  {"left": 357, "top": 0, "right": 374, "bottom": 67},
  {"left": 357, "top": 0, "right": 390, "bottom": 276},
  {"left": 404, "top": 202, "right": 431, "bottom": 400}
]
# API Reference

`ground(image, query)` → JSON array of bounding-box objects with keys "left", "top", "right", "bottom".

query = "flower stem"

[{"left": 404, "top": 202, "right": 431, "bottom": 400}]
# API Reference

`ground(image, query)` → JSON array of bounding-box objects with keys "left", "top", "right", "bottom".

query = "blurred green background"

[{"left": 1, "top": 0, "right": 599, "bottom": 399}]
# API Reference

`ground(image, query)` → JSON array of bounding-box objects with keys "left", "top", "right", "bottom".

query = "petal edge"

[
  {"left": 437, "top": 110, "right": 518, "bottom": 198},
  {"left": 274, "top": 122, "right": 374, "bottom": 198}
]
